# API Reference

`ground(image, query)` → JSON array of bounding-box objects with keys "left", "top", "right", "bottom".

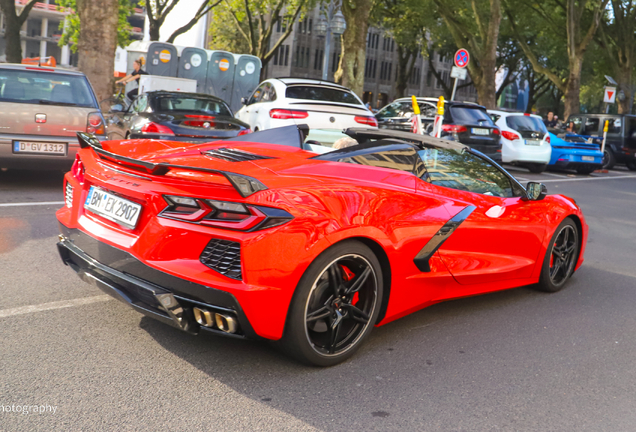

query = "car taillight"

[
  {"left": 492, "top": 128, "right": 500, "bottom": 135},
  {"left": 141, "top": 122, "right": 175, "bottom": 135},
  {"left": 237, "top": 128, "right": 252, "bottom": 136},
  {"left": 71, "top": 153, "right": 85, "bottom": 184},
  {"left": 160, "top": 195, "right": 293, "bottom": 231},
  {"left": 501, "top": 130, "right": 520, "bottom": 141},
  {"left": 86, "top": 112, "right": 105, "bottom": 135},
  {"left": 546, "top": 135, "right": 551, "bottom": 144},
  {"left": 269, "top": 109, "right": 308, "bottom": 119},
  {"left": 354, "top": 116, "right": 378, "bottom": 127},
  {"left": 441, "top": 124, "right": 467, "bottom": 134}
]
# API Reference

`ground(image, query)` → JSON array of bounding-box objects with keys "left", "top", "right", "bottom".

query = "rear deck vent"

[
  {"left": 203, "top": 148, "right": 276, "bottom": 162},
  {"left": 65, "top": 182, "right": 73, "bottom": 208},
  {"left": 200, "top": 239, "right": 242, "bottom": 280}
]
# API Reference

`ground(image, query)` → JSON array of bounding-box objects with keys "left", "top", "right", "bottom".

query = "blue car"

[{"left": 548, "top": 132, "right": 603, "bottom": 175}]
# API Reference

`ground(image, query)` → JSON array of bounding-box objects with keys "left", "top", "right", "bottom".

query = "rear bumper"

[
  {"left": 0, "top": 134, "right": 104, "bottom": 170},
  {"left": 502, "top": 140, "right": 551, "bottom": 164},
  {"left": 549, "top": 148, "right": 603, "bottom": 168},
  {"left": 57, "top": 225, "right": 257, "bottom": 339}
]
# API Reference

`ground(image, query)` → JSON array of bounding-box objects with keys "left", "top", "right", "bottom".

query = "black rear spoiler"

[{"left": 76, "top": 132, "right": 267, "bottom": 197}]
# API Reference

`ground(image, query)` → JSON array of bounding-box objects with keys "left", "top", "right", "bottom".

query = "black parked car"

[
  {"left": 104, "top": 91, "right": 251, "bottom": 143},
  {"left": 376, "top": 97, "right": 502, "bottom": 161},
  {"left": 565, "top": 113, "right": 636, "bottom": 170}
]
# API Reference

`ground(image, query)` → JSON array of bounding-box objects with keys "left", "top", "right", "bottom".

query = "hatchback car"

[
  {"left": 488, "top": 110, "right": 551, "bottom": 173},
  {"left": 376, "top": 98, "right": 501, "bottom": 161},
  {"left": 0, "top": 64, "right": 106, "bottom": 170},
  {"left": 104, "top": 91, "right": 251, "bottom": 143},
  {"left": 235, "top": 78, "right": 377, "bottom": 143}
]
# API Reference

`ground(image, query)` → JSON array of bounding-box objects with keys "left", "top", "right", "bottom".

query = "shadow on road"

[{"left": 136, "top": 264, "right": 636, "bottom": 429}]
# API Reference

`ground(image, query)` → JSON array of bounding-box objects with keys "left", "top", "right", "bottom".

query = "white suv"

[
  {"left": 235, "top": 78, "right": 377, "bottom": 143},
  {"left": 488, "top": 110, "right": 552, "bottom": 173}
]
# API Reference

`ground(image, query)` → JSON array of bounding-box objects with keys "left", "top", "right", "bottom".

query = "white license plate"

[
  {"left": 472, "top": 128, "right": 489, "bottom": 135},
  {"left": 84, "top": 186, "right": 142, "bottom": 229},
  {"left": 582, "top": 156, "right": 595, "bottom": 161},
  {"left": 13, "top": 141, "right": 66, "bottom": 155},
  {"left": 525, "top": 139, "right": 541, "bottom": 146}
]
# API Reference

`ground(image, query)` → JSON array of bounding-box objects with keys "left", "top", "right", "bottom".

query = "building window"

[
  {"left": 305, "top": 47, "right": 310, "bottom": 68},
  {"left": 388, "top": 63, "right": 392, "bottom": 81},
  {"left": 372, "top": 59, "right": 377, "bottom": 78},
  {"left": 300, "top": 47, "right": 304, "bottom": 67},
  {"left": 273, "top": 47, "right": 279, "bottom": 66},
  {"left": 276, "top": 18, "right": 281, "bottom": 33},
  {"left": 391, "top": 40, "right": 394, "bottom": 52},
  {"left": 309, "top": 19, "right": 312, "bottom": 34},
  {"left": 284, "top": 45, "right": 290, "bottom": 66}
]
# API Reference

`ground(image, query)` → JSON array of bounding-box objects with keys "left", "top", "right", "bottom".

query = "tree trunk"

[
  {"left": 0, "top": 0, "right": 37, "bottom": 63},
  {"left": 77, "top": 0, "right": 119, "bottom": 103},
  {"left": 395, "top": 46, "right": 415, "bottom": 98},
  {"left": 334, "top": 0, "right": 372, "bottom": 97},
  {"left": 3, "top": 3, "right": 23, "bottom": 63},
  {"left": 149, "top": 24, "right": 161, "bottom": 42},
  {"left": 616, "top": 65, "right": 634, "bottom": 114},
  {"left": 562, "top": 57, "right": 582, "bottom": 119}
]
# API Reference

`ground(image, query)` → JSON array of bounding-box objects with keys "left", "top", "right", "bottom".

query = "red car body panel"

[{"left": 57, "top": 135, "right": 588, "bottom": 340}]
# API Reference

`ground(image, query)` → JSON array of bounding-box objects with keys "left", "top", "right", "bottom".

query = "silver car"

[{"left": 0, "top": 64, "right": 106, "bottom": 170}]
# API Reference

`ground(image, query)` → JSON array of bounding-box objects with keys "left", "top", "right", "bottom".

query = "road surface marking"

[
  {"left": 541, "top": 174, "right": 636, "bottom": 183},
  {"left": 0, "top": 295, "right": 112, "bottom": 319},
  {"left": 0, "top": 201, "right": 64, "bottom": 207},
  {"left": 541, "top": 172, "right": 567, "bottom": 178}
]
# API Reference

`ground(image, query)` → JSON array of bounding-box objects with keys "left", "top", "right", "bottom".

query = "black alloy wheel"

[
  {"left": 535, "top": 218, "right": 579, "bottom": 292},
  {"left": 280, "top": 241, "right": 383, "bottom": 366},
  {"left": 304, "top": 255, "right": 377, "bottom": 356},
  {"left": 602, "top": 148, "right": 616, "bottom": 169}
]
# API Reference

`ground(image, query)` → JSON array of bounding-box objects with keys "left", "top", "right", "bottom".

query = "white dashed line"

[
  {"left": 0, "top": 201, "right": 64, "bottom": 207},
  {"left": 540, "top": 175, "right": 636, "bottom": 183},
  {"left": 0, "top": 295, "right": 112, "bottom": 319}
]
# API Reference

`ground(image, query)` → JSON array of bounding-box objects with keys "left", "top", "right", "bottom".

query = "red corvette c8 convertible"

[{"left": 57, "top": 126, "right": 588, "bottom": 366}]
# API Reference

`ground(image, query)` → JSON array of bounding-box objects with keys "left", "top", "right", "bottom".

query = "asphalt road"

[{"left": 1, "top": 166, "right": 636, "bottom": 431}]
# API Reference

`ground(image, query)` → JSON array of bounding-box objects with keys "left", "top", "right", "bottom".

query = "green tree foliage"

[
  {"left": 596, "top": 0, "right": 636, "bottom": 113},
  {"left": 208, "top": 0, "right": 310, "bottom": 73},
  {"left": 371, "top": 0, "right": 429, "bottom": 97},
  {"left": 57, "top": 0, "right": 133, "bottom": 53},
  {"left": 505, "top": 0, "right": 609, "bottom": 118},
  {"left": 431, "top": 0, "right": 502, "bottom": 108}
]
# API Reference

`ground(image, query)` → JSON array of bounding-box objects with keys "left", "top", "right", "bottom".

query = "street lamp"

[{"left": 315, "top": 1, "right": 346, "bottom": 81}]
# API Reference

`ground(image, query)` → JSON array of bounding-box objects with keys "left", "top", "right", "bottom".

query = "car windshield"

[
  {"left": 450, "top": 106, "right": 493, "bottom": 125},
  {"left": 285, "top": 85, "right": 362, "bottom": 105},
  {"left": 150, "top": 95, "right": 232, "bottom": 116},
  {"left": 506, "top": 115, "right": 547, "bottom": 133},
  {"left": 0, "top": 69, "right": 96, "bottom": 107}
]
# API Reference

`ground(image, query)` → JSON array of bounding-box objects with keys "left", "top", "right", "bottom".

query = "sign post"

[{"left": 451, "top": 49, "right": 470, "bottom": 101}]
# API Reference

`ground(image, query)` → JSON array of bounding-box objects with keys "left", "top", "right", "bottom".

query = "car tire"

[
  {"left": 527, "top": 163, "right": 547, "bottom": 174},
  {"left": 576, "top": 166, "right": 596, "bottom": 175},
  {"left": 279, "top": 240, "right": 383, "bottom": 366},
  {"left": 626, "top": 160, "right": 636, "bottom": 171},
  {"left": 534, "top": 218, "right": 580, "bottom": 293},
  {"left": 602, "top": 148, "right": 616, "bottom": 170}
]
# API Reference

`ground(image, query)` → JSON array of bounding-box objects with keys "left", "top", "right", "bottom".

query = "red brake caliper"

[{"left": 340, "top": 265, "right": 359, "bottom": 305}]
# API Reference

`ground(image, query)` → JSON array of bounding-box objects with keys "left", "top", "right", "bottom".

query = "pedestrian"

[
  {"left": 544, "top": 111, "right": 557, "bottom": 128},
  {"left": 116, "top": 57, "right": 148, "bottom": 101}
]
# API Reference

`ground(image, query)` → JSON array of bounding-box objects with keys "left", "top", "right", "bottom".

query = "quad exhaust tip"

[{"left": 193, "top": 307, "right": 238, "bottom": 334}]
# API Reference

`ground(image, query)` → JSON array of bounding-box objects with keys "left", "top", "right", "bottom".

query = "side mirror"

[
  {"left": 241, "top": 97, "right": 247, "bottom": 105},
  {"left": 525, "top": 182, "right": 547, "bottom": 201},
  {"left": 110, "top": 104, "right": 124, "bottom": 113}
]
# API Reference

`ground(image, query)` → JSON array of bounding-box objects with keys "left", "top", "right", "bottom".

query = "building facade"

[{"left": 259, "top": 5, "right": 478, "bottom": 110}]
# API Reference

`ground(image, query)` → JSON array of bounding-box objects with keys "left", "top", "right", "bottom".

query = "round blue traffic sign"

[{"left": 455, "top": 49, "right": 469, "bottom": 68}]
